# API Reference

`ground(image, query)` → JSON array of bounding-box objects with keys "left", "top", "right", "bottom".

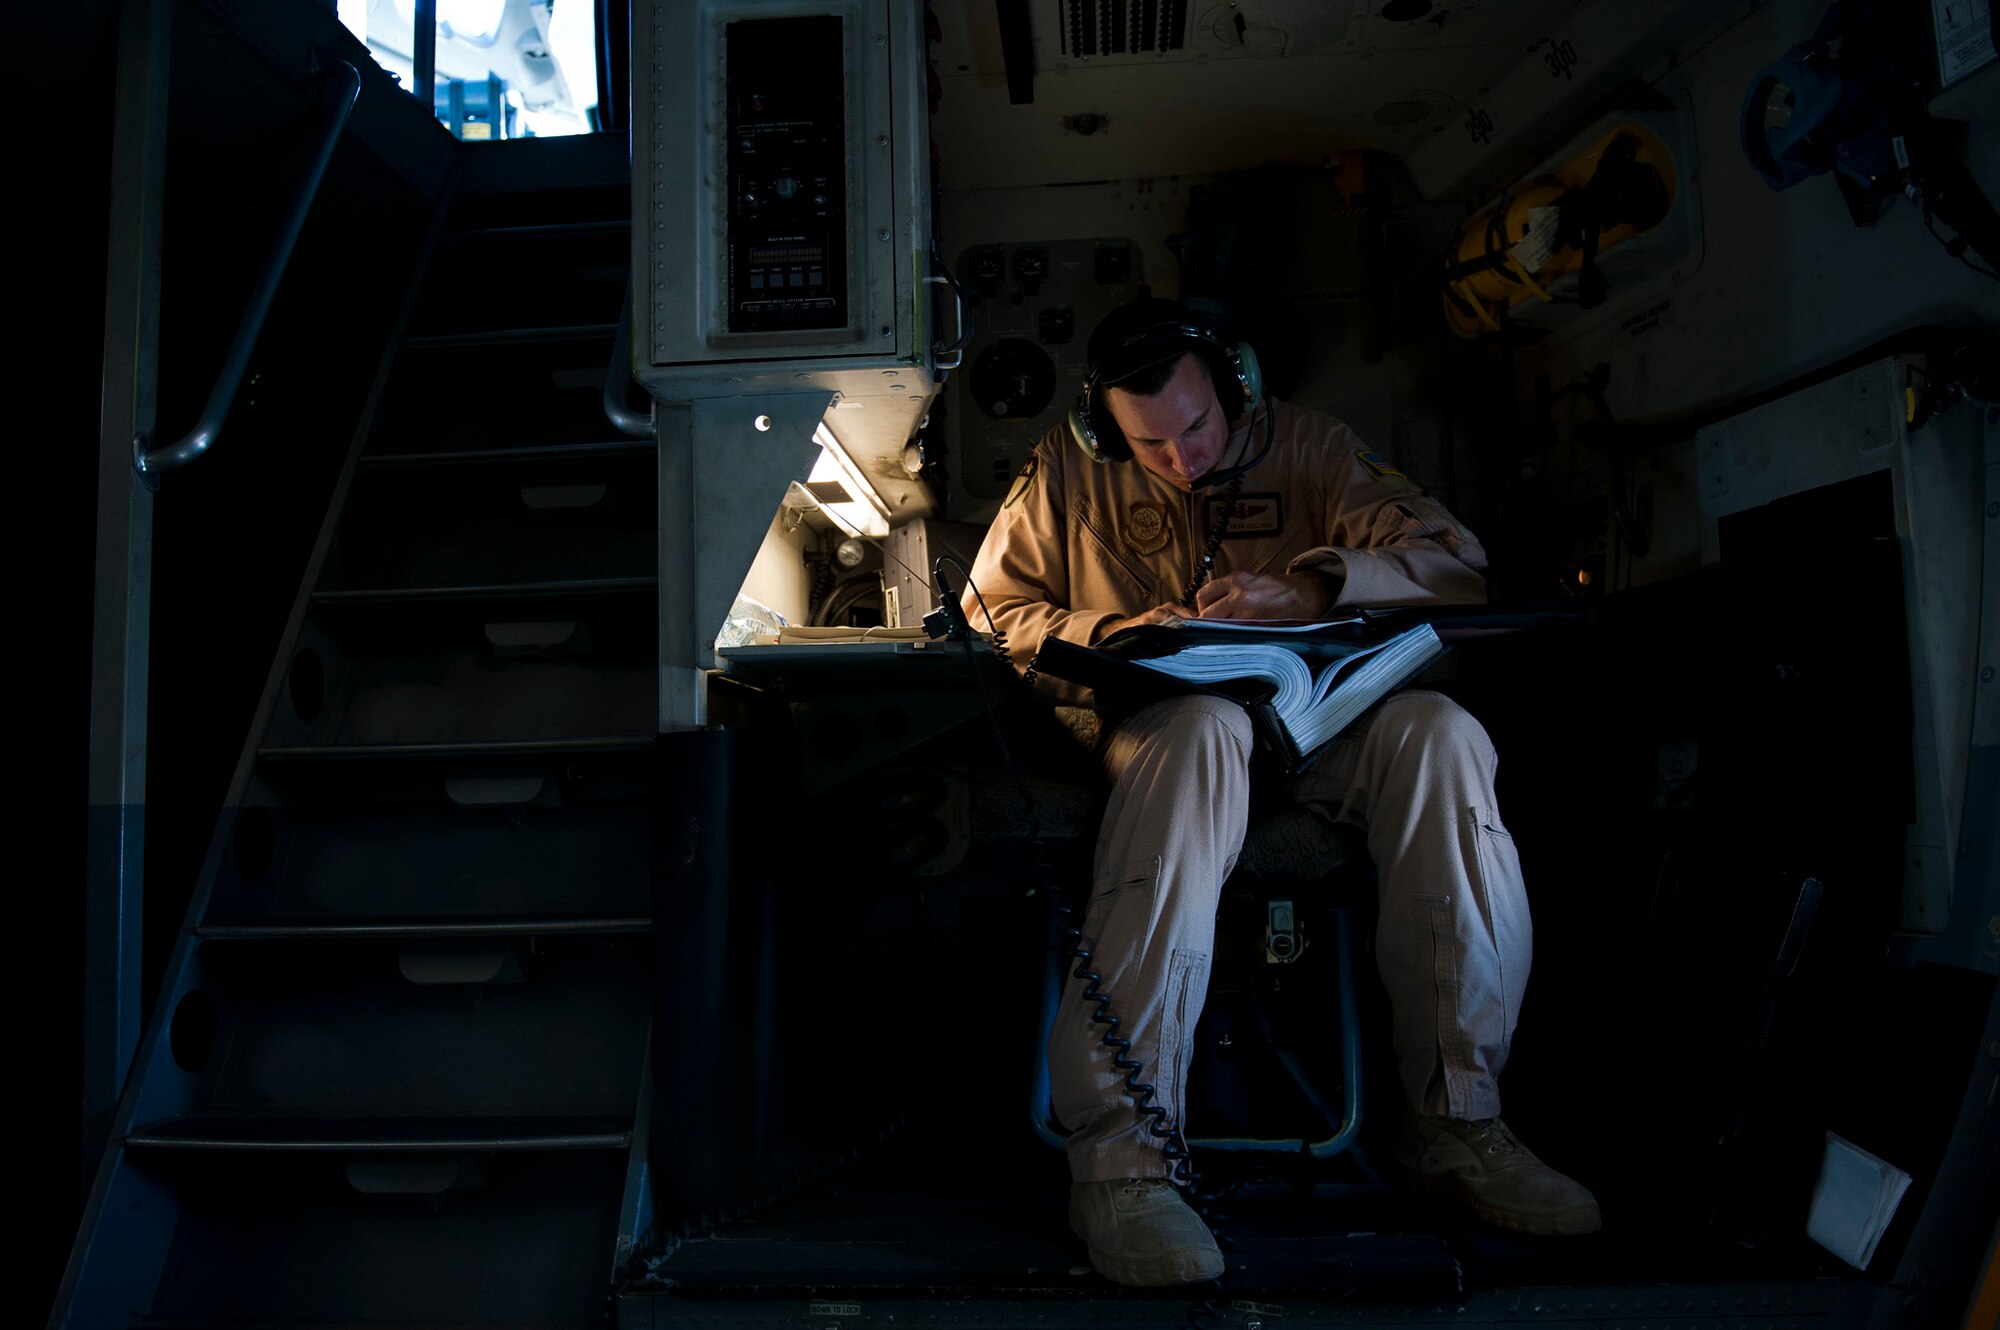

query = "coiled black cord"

[
  {"left": 934, "top": 559, "right": 1228, "bottom": 1320},
  {"left": 938, "top": 556, "right": 1038, "bottom": 689},
  {"left": 1179, "top": 473, "right": 1245, "bottom": 610},
  {"left": 1053, "top": 882, "right": 1229, "bottom": 1326},
  {"left": 986, "top": 625, "right": 1037, "bottom": 689},
  {"left": 1053, "top": 893, "right": 1192, "bottom": 1183}
]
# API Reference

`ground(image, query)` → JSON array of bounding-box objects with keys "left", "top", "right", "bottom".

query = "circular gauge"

[{"left": 969, "top": 338, "right": 1058, "bottom": 421}]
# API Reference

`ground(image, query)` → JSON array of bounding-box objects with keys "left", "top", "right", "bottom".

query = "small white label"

[
  {"left": 1231, "top": 1299, "right": 1288, "bottom": 1317},
  {"left": 1507, "top": 206, "right": 1562, "bottom": 275},
  {"left": 1933, "top": 0, "right": 1998, "bottom": 85}
]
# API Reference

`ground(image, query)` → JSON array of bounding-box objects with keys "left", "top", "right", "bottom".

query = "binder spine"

[{"left": 1246, "top": 702, "right": 1303, "bottom": 774}]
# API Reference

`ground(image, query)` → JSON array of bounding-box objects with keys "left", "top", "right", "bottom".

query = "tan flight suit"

[{"left": 963, "top": 399, "right": 1533, "bottom": 1184}]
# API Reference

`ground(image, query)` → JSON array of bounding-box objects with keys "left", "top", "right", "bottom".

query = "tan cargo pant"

[{"left": 1050, "top": 690, "right": 1532, "bottom": 1183}]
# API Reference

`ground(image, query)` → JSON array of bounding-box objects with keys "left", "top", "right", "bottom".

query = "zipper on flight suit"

[{"left": 1076, "top": 499, "right": 1157, "bottom": 598}]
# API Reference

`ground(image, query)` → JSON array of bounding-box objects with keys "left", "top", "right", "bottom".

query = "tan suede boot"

[
  {"left": 1394, "top": 1109, "right": 1603, "bottom": 1236},
  {"left": 1068, "top": 1178, "right": 1226, "bottom": 1286}
]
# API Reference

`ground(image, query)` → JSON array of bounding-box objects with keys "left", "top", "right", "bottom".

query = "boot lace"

[
  {"left": 1121, "top": 1177, "right": 1176, "bottom": 1197},
  {"left": 1471, "top": 1118, "right": 1519, "bottom": 1155}
]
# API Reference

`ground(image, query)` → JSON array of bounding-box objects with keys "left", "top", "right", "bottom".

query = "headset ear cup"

[
  {"left": 1209, "top": 355, "right": 1244, "bottom": 420},
  {"left": 1235, "top": 342, "right": 1264, "bottom": 413},
  {"left": 1096, "top": 404, "right": 1128, "bottom": 462},
  {"left": 1090, "top": 404, "right": 1131, "bottom": 461},
  {"left": 1068, "top": 406, "right": 1115, "bottom": 462}
]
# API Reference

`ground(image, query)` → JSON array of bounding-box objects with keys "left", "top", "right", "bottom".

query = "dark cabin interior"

[{"left": 19, "top": 0, "right": 1999, "bottom": 1326}]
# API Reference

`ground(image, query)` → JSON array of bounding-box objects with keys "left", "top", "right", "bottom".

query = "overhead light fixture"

[{"left": 797, "top": 421, "right": 891, "bottom": 538}]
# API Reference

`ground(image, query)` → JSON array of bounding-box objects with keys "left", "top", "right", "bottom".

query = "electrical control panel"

[
  {"left": 943, "top": 237, "right": 1147, "bottom": 524},
  {"left": 633, "top": 0, "right": 933, "bottom": 402},
  {"left": 724, "top": 16, "right": 849, "bottom": 334}
]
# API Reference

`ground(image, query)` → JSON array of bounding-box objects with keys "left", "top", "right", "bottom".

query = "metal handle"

[
  {"left": 603, "top": 281, "right": 655, "bottom": 438},
  {"left": 926, "top": 246, "right": 970, "bottom": 371},
  {"left": 133, "top": 57, "right": 363, "bottom": 487}
]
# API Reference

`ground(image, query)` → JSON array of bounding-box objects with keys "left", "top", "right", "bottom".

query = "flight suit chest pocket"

[
  {"left": 1074, "top": 501, "right": 1158, "bottom": 598},
  {"left": 1245, "top": 524, "right": 1315, "bottom": 577}
]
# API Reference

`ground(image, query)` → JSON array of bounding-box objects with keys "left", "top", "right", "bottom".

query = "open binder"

[{"left": 1029, "top": 605, "right": 1579, "bottom": 773}]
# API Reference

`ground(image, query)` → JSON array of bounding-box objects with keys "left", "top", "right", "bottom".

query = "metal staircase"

[{"left": 56, "top": 147, "right": 660, "bottom": 1328}]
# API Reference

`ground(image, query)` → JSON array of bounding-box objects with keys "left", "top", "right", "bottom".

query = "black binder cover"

[{"left": 1028, "top": 604, "right": 1580, "bottom": 773}]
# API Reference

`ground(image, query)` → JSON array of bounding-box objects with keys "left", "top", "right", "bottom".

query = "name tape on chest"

[{"left": 1205, "top": 491, "right": 1284, "bottom": 538}]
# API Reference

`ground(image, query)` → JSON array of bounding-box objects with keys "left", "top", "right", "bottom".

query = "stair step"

[
  {"left": 377, "top": 331, "right": 630, "bottom": 452},
  {"left": 259, "top": 737, "right": 656, "bottom": 762},
  {"left": 197, "top": 917, "right": 651, "bottom": 941},
  {"left": 359, "top": 439, "right": 655, "bottom": 469},
  {"left": 269, "top": 602, "right": 656, "bottom": 747},
  {"left": 205, "top": 767, "right": 655, "bottom": 925},
  {"left": 325, "top": 446, "right": 657, "bottom": 594},
  {"left": 402, "top": 322, "right": 616, "bottom": 351},
  {"left": 126, "top": 1113, "right": 633, "bottom": 1152},
  {"left": 155, "top": 933, "right": 648, "bottom": 1125},
  {"left": 105, "top": 1150, "right": 629, "bottom": 1326},
  {"left": 311, "top": 577, "right": 659, "bottom": 608}
]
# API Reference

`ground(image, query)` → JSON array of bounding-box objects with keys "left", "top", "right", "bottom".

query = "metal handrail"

[
  {"left": 602, "top": 281, "right": 655, "bottom": 438},
  {"left": 133, "top": 57, "right": 362, "bottom": 486},
  {"left": 413, "top": 0, "right": 437, "bottom": 106},
  {"left": 928, "top": 240, "right": 970, "bottom": 371}
]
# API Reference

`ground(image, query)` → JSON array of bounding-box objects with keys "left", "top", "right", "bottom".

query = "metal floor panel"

[
  {"left": 619, "top": 1282, "right": 1847, "bottom": 1330},
  {"left": 626, "top": 1100, "right": 1845, "bottom": 1319}
]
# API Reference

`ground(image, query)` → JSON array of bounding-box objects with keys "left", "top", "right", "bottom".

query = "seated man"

[{"left": 961, "top": 297, "right": 1601, "bottom": 1288}]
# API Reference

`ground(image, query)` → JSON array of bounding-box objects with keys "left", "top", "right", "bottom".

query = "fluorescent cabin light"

[{"left": 806, "top": 422, "right": 890, "bottom": 538}]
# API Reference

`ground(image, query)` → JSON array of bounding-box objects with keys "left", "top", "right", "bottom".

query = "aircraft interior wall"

[
  {"left": 934, "top": 0, "right": 1997, "bottom": 539},
  {"left": 738, "top": 509, "right": 820, "bottom": 630},
  {"left": 1516, "top": 0, "right": 1997, "bottom": 422},
  {"left": 937, "top": 166, "right": 1470, "bottom": 531}
]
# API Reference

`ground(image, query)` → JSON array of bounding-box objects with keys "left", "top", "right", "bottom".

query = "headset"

[
  {"left": 1067, "top": 303, "right": 1265, "bottom": 466},
  {"left": 1737, "top": 0, "right": 2000, "bottom": 280},
  {"left": 1738, "top": 2, "right": 1886, "bottom": 196}
]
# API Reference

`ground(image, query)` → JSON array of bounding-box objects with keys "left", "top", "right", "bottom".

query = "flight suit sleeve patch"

[
  {"left": 1003, "top": 454, "right": 1041, "bottom": 508},
  {"left": 1356, "top": 449, "right": 1411, "bottom": 484}
]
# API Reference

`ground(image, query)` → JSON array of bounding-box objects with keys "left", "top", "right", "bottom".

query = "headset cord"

[
  {"left": 942, "top": 559, "right": 1236, "bottom": 1319},
  {"left": 1053, "top": 885, "right": 1230, "bottom": 1326},
  {"left": 1179, "top": 473, "right": 1246, "bottom": 610},
  {"left": 975, "top": 591, "right": 1034, "bottom": 691},
  {"left": 1176, "top": 401, "right": 1275, "bottom": 608},
  {"left": 1052, "top": 893, "right": 1190, "bottom": 1179},
  {"left": 949, "top": 559, "right": 1044, "bottom": 691}
]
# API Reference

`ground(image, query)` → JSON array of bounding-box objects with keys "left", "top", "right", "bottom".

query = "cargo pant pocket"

[
  {"left": 1086, "top": 854, "right": 1159, "bottom": 909},
  {"left": 1160, "top": 947, "right": 1209, "bottom": 1136},
  {"left": 1416, "top": 893, "right": 1470, "bottom": 1094},
  {"left": 1466, "top": 808, "right": 1530, "bottom": 1043}
]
